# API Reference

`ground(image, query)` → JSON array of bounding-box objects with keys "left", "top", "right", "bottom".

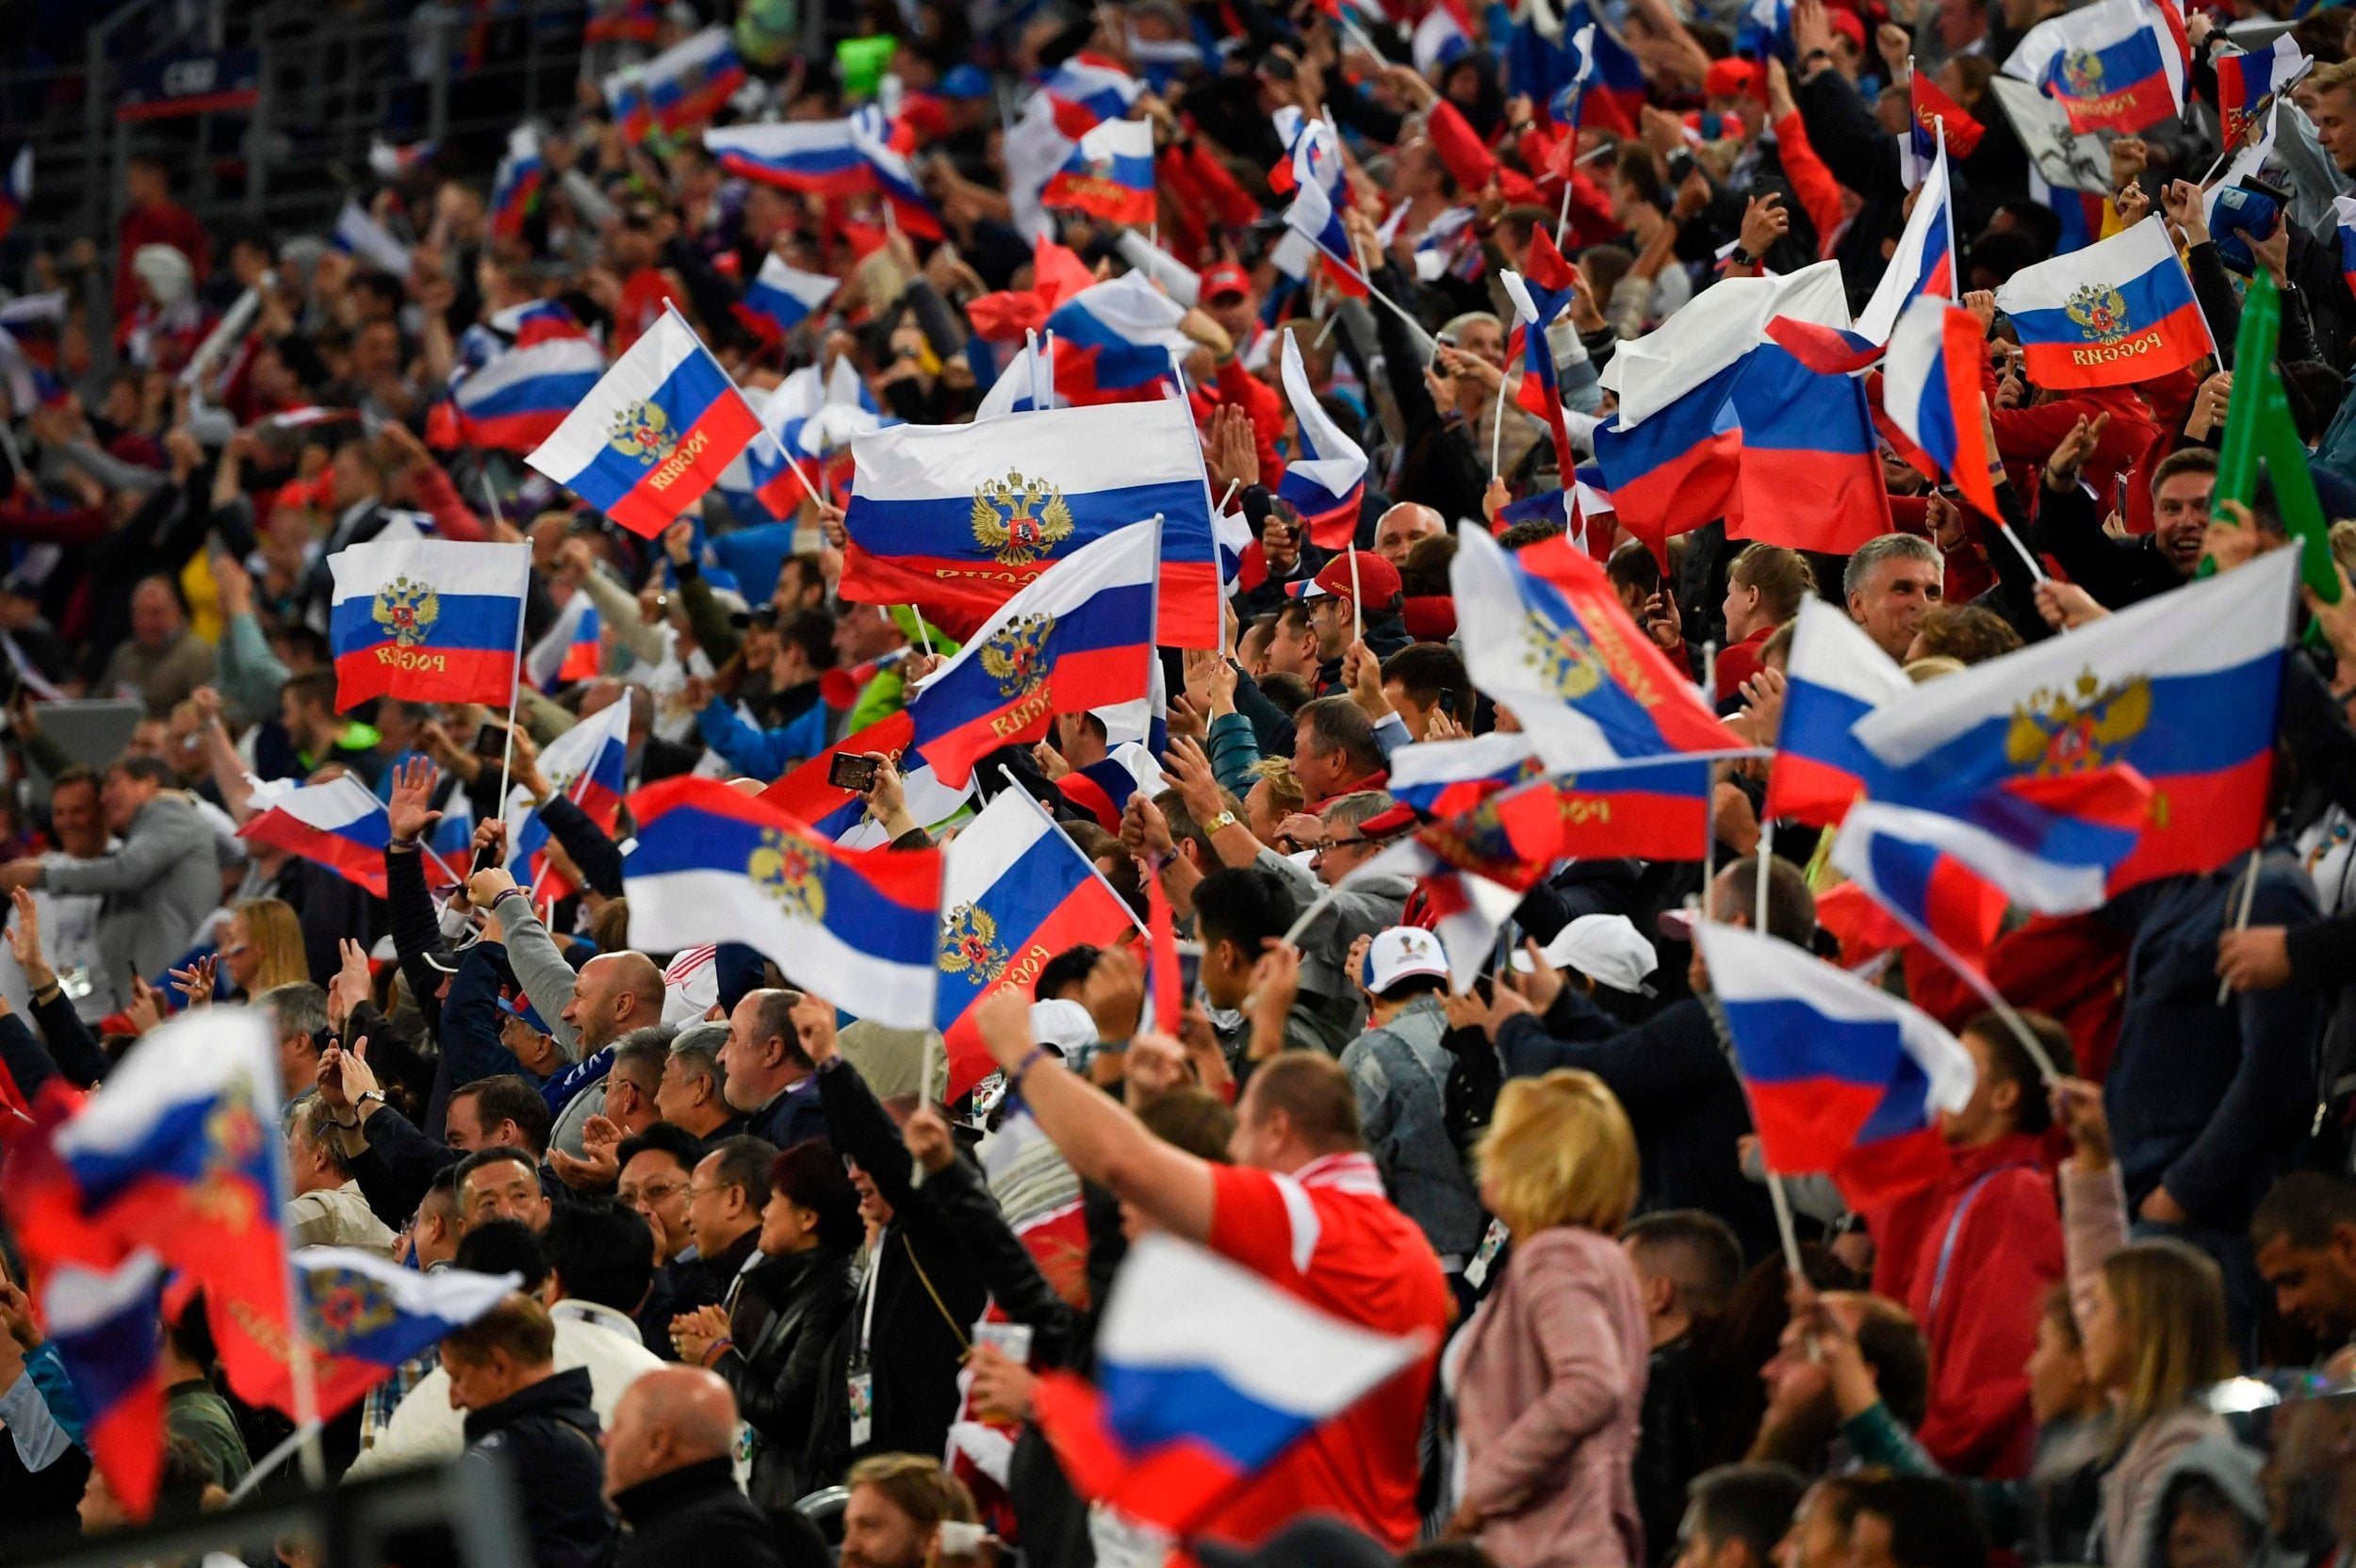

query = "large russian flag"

[
  {"left": 1853, "top": 547, "right": 2299, "bottom": 892},
  {"left": 704, "top": 121, "right": 870, "bottom": 194},
  {"left": 907, "top": 519, "right": 1162, "bottom": 788},
  {"left": 1763, "top": 597, "right": 1912, "bottom": 827},
  {"left": 238, "top": 774, "right": 401, "bottom": 896},
  {"left": 1699, "top": 921, "right": 1977, "bottom": 1210},
  {"left": 1031, "top": 1234, "right": 1430, "bottom": 1538},
  {"left": 843, "top": 399, "right": 1219, "bottom": 647},
  {"left": 2004, "top": 0, "right": 2187, "bottom": 134},
  {"left": 1725, "top": 341, "right": 1891, "bottom": 556},
  {"left": 1590, "top": 360, "right": 1742, "bottom": 564},
  {"left": 1275, "top": 335, "right": 1366, "bottom": 551},
  {"left": 936, "top": 789, "right": 1139, "bottom": 1099},
  {"left": 1991, "top": 217, "right": 2208, "bottom": 390},
  {"left": 624, "top": 776, "right": 943, "bottom": 1030},
  {"left": 604, "top": 27, "right": 744, "bottom": 139},
  {"left": 328, "top": 537, "right": 529, "bottom": 710},
  {"left": 526, "top": 303, "right": 761, "bottom": 537},
  {"left": 1882, "top": 295, "right": 2004, "bottom": 523},
  {"left": 1853, "top": 141, "right": 1957, "bottom": 346},
  {"left": 1044, "top": 116, "right": 1158, "bottom": 226},
  {"left": 1451, "top": 524, "right": 1749, "bottom": 774},
  {"left": 42, "top": 1251, "right": 170, "bottom": 1518}
]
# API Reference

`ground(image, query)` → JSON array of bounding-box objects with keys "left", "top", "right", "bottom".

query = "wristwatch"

[
  {"left": 1205, "top": 809, "right": 1240, "bottom": 833},
  {"left": 356, "top": 1089, "right": 386, "bottom": 1112}
]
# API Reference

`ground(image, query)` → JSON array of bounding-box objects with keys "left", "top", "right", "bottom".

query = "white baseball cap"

[
  {"left": 1512, "top": 914, "right": 1659, "bottom": 995},
  {"left": 1364, "top": 926, "right": 1450, "bottom": 995},
  {"left": 1029, "top": 999, "right": 1098, "bottom": 1054}
]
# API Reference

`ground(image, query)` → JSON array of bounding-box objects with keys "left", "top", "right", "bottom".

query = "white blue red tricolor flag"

[
  {"left": 1275, "top": 335, "right": 1367, "bottom": 551},
  {"left": 1763, "top": 597, "right": 1911, "bottom": 827},
  {"left": 603, "top": 26, "right": 744, "bottom": 139},
  {"left": 328, "top": 538, "right": 530, "bottom": 710},
  {"left": 489, "top": 123, "right": 544, "bottom": 240},
  {"left": 2004, "top": 0, "right": 2189, "bottom": 135},
  {"left": 738, "top": 252, "right": 840, "bottom": 339},
  {"left": 1990, "top": 217, "right": 2207, "bottom": 390},
  {"left": 426, "top": 301, "right": 606, "bottom": 454},
  {"left": 1043, "top": 116, "right": 1158, "bottom": 225},
  {"left": 238, "top": 774, "right": 408, "bottom": 897},
  {"left": 1882, "top": 296, "right": 2003, "bottom": 522}
]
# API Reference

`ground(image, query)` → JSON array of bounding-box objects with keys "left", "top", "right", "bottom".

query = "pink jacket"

[{"left": 1455, "top": 1227, "right": 1651, "bottom": 1568}]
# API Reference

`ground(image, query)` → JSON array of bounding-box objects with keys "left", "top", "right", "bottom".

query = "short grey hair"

[
  {"left": 256, "top": 982, "right": 330, "bottom": 1045},
  {"left": 670, "top": 1021, "right": 728, "bottom": 1099},
  {"left": 612, "top": 1024, "right": 676, "bottom": 1087},
  {"left": 1842, "top": 532, "right": 1941, "bottom": 599},
  {"left": 1323, "top": 791, "right": 1399, "bottom": 835}
]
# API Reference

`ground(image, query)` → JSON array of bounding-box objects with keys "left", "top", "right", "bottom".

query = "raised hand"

[
  {"left": 903, "top": 1103, "right": 957, "bottom": 1173},
  {"left": 7, "top": 888, "right": 51, "bottom": 993},
  {"left": 168, "top": 953, "right": 218, "bottom": 1008},
  {"left": 386, "top": 756, "right": 443, "bottom": 843}
]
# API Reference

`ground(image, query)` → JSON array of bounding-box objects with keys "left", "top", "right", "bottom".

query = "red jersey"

[{"left": 1201, "top": 1153, "right": 1449, "bottom": 1550}]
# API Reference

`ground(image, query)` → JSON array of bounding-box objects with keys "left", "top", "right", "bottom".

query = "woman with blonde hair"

[
  {"left": 1447, "top": 1069, "right": 1651, "bottom": 1568},
  {"left": 2051, "top": 1077, "right": 2236, "bottom": 1568},
  {"left": 220, "top": 897, "right": 308, "bottom": 998}
]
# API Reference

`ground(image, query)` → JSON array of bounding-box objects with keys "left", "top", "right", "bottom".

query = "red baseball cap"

[
  {"left": 1300, "top": 549, "right": 1403, "bottom": 611},
  {"left": 1824, "top": 6, "right": 1866, "bottom": 50},
  {"left": 1201, "top": 262, "right": 1252, "bottom": 302},
  {"left": 1704, "top": 57, "right": 1761, "bottom": 101}
]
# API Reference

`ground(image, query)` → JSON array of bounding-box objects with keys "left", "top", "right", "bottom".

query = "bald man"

[
  {"left": 605, "top": 1368, "right": 787, "bottom": 1566},
  {"left": 548, "top": 950, "right": 671, "bottom": 1160},
  {"left": 1373, "top": 504, "right": 1444, "bottom": 567}
]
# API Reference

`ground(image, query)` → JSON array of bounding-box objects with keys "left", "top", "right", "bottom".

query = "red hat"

[
  {"left": 1301, "top": 549, "right": 1403, "bottom": 611},
  {"left": 1824, "top": 6, "right": 1866, "bottom": 50},
  {"left": 1703, "top": 57, "right": 1761, "bottom": 100},
  {"left": 1201, "top": 262, "right": 1252, "bottom": 302}
]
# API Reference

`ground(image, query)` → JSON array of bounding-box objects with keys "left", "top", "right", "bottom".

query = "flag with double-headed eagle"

[
  {"left": 328, "top": 537, "right": 530, "bottom": 711},
  {"left": 226, "top": 1249, "right": 519, "bottom": 1418}
]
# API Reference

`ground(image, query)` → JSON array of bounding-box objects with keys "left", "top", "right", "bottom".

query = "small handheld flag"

[
  {"left": 739, "top": 253, "right": 840, "bottom": 339},
  {"left": 327, "top": 538, "right": 530, "bottom": 710},
  {"left": 1881, "top": 295, "right": 2004, "bottom": 524},
  {"left": 1991, "top": 217, "right": 2208, "bottom": 391},
  {"left": 1043, "top": 117, "right": 1158, "bottom": 226},
  {"left": 1275, "top": 335, "right": 1367, "bottom": 551}
]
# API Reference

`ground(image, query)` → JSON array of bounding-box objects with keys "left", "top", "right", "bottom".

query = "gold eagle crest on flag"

[
  {"left": 190, "top": 1069, "right": 267, "bottom": 1229},
  {"left": 1522, "top": 611, "right": 1605, "bottom": 701},
  {"left": 750, "top": 825, "right": 827, "bottom": 922},
  {"left": 939, "top": 904, "right": 1010, "bottom": 982},
  {"left": 2065, "top": 283, "right": 2132, "bottom": 344},
  {"left": 305, "top": 1266, "right": 402, "bottom": 1348},
  {"left": 2059, "top": 48, "right": 2104, "bottom": 97},
  {"left": 2005, "top": 667, "right": 2151, "bottom": 775},
  {"left": 981, "top": 612, "right": 1056, "bottom": 699},
  {"left": 972, "top": 470, "right": 1075, "bottom": 566},
  {"left": 372, "top": 576, "right": 440, "bottom": 647},
  {"left": 608, "top": 400, "right": 679, "bottom": 466}
]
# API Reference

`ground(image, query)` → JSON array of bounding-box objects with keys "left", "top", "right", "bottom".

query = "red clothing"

[
  {"left": 115, "top": 200, "right": 213, "bottom": 318},
  {"left": 1203, "top": 1154, "right": 1449, "bottom": 1550},
  {"left": 1304, "top": 768, "right": 1390, "bottom": 814},
  {"left": 1988, "top": 379, "right": 2163, "bottom": 531},
  {"left": 614, "top": 268, "right": 684, "bottom": 353},
  {"left": 1426, "top": 100, "right": 1544, "bottom": 206},
  {"left": 1867, "top": 1133, "right": 2061, "bottom": 1478},
  {"left": 1905, "top": 912, "right": 2132, "bottom": 1082},
  {"left": 1713, "top": 625, "right": 1774, "bottom": 698},
  {"left": 1772, "top": 111, "right": 1847, "bottom": 261}
]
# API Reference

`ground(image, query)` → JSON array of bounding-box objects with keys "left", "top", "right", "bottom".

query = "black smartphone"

[
  {"left": 1176, "top": 939, "right": 1203, "bottom": 1001},
  {"left": 1436, "top": 688, "right": 1457, "bottom": 718},
  {"left": 1257, "top": 52, "right": 1298, "bottom": 82},
  {"left": 473, "top": 721, "right": 508, "bottom": 760},
  {"left": 828, "top": 753, "right": 879, "bottom": 792},
  {"left": 470, "top": 838, "right": 500, "bottom": 874}
]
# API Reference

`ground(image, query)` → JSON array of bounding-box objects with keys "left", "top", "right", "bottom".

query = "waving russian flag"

[
  {"left": 908, "top": 520, "right": 1161, "bottom": 788},
  {"left": 1388, "top": 732, "right": 1544, "bottom": 817},
  {"left": 1275, "top": 335, "right": 1366, "bottom": 550},
  {"left": 1854, "top": 547, "right": 2299, "bottom": 891},
  {"left": 1726, "top": 341, "right": 1892, "bottom": 556},
  {"left": 1909, "top": 70, "right": 1985, "bottom": 160},
  {"left": 249, "top": 1249, "right": 519, "bottom": 1419},
  {"left": 1278, "top": 113, "right": 1367, "bottom": 298},
  {"left": 843, "top": 398, "right": 1218, "bottom": 647},
  {"left": 604, "top": 27, "right": 744, "bottom": 139},
  {"left": 847, "top": 106, "right": 945, "bottom": 240},
  {"left": 503, "top": 696, "right": 631, "bottom": 895},
  {"left": 1452, "top": 525, "right": 1749, "bottom": 774},
  {"left": 427, "top": 303, "right": 606, "bottom": 454},
  {"left": 1042, "top": 272, "right": 1193, "bottom": 404},
  {"left": 526, "top": 590, "right": 601, "bottom": 692},
  {"left": 1559, "top": 1, "right": 1646, "bottom": 132},
  {"left": 1031, "top": 1233, "right": 1430, "bottom": 1538},
  {"left": 1590, "top": 360, "right": 1742, "bottom": 565},
  {"left": 238, "top": 774, "right": 401, "bottom": 897},
  {"left": 2217, "top": 35, "right": 2310, "bottom": 145},
  {"left": 1698, "top": 921, "right": 1976, "bottom": 1208},
  {"left": 488, "top": 123, "right": 544, "bottom": 240},
  {"left": 624, "top": 776, "right": 942, "bottom": 1028},
  {"left": 1040, "top": 55, "right": 1144, "bottom": 138},
  {"left": 1993, "top": 217, "right": 2207, "bottom": 391},
  {"left": 1502, "top": 232, "right": 1583, "bottom": 482},
  {"left": 1412, "top": 756, "right": 1712, "bottom": 891},
  {"left": 1765, "top": 598, "right": 1912, "bottom": 826},
  {"left": 527, "top": 303, "right": 761, "bottom": 537},
  {"left": 1414, "top": 3, "right": 1473, "bottom": 73},
  {"left": 1882, "top": 296, "right": 2004, "bottom": 522},
  {"left": 328, "top": 538, "right": 529, "bottom": 710},
  {"left": 740, "top": 253, "right": 840, "bottom": 339},
  {"left": 705, "top": 121, "right": 869, "bottom": 194},
  {"left": 754, "top": 709, "right": 977, "bottom": 844},
  {"left": 974, "top": 330, "right": 1070, "bottom": 420},
  {"left": 43, "top": 1251, "right": 170, "bottom": 1519},
  {"left": 0, "top": 147, "right": 31, "bottom": 244},
  {"left": 937, "top": 789, "right": 1140, "bottom": 1098},
  {"left": 1044, "top": 116, "right": 1158, "bottom": 225},
  {"left": 2004, "top": 0, "right": 2187, "bottom": 134},
  {"left": 1854, "top": 139, "right": 1957, "bottom": 346}
]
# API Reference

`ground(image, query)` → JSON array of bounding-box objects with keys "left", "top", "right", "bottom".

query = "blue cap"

[{"left": 940, "top": 64, "right": 990, "bottom": 100}]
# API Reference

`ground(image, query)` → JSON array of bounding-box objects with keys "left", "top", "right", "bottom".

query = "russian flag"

[
  {"left": 1276, "top": 335, "right": 1366, "bottom": 551},
  {"left": 1559, "top": 2, "right": 1646, "bottom": 132},
  {"left": 704, "top": 121, "right": 870, "bottom": 195},
  {"left": 1590, "top": 360, "right": 1742, "bottom": 565},
  {"left": 908, "top": 519, "right": 1161, "bottom": 788},
  {"left": 1853, "top": 140, "right": 1958, "bottom": 346},
  {"left": 1992, "top": 216, "right": 2209, "bottom": 389},
  {"left": 843, "top": 398, "right": 1219, "bottom": 648},
  {"left": 2217, "top": 35, "right": 2309, "bottom": 146},
  {"left": 1725, "top": 341, "right": 1892, "bottom": 557},
  {"left": 1507, "top": 0, "right": 1580, "bottom": 107},
  {"left": 1853, "top": 547, "right": 2300, "bottom": 892},
  {"left": 1042, "top": 272, "right": 1193, "bottom": 404},
  {"left": 1031, "top": 1233, "right": 1430, "bottom": 1538},
  {"left": 526, "top": 302, "right": 761, "bottom": 537},
  {"left": 47, "top": 1007, "right": 300, "bottom": 1416},
  {"left": 1039, "top": 55, "right": 1144, "bottom": 138},
  {"left": 1698, "top": 921, "right": 1977, "bottom": 1209},
  {"left": 1502, "top": 232, "right": 1583, "bottom": 482},
  {"left": 1551, "top": 757, "right": 1712, "bottom": 858},
  {"left": 328, "top": 538, "right": 529, "bottom": 710},
  {"left": 936, "top": 789, "right": 1140, "bottom": 1099},
  {"left": 426, "top": 308, "right": 606, "bottom": 454},
  {"left": 604, "top": 27, "right": 744, "bottom": 139},
  {"left": 1044, "top": 116, "right": 1158, "bottom": 226},
  {"left": 489, "top": 123, "right": 543, "bottom": 240},
  {"left": 1388, "top": 732, "right": 1544, "bottom": 817},
  {"left": 2336, "top": 195, "right": 2356, "bottom": 300},
  {"left": 1278, "top": 114, "right": 1367, "bottom": 297},
  {"left": 1882, "top": 296, "right": 2004, "bottom": 523},
  {"left": 1413, "top": 2, "right": 1473, "bottom": 74},
  {"left": 847, "top": 106, "right": 945, "bottom": 241},
  {"left": 623, "top": 776, "right": 943, "bottom": 1030},
  {"left": 503, "top": 697, "right": 630, "bottom": 894},
  {"left": 2004, "top": 0, "right": 2187, "bottom": 136},
  {"left": 1909, "top": 70, "right": 1985, "bottom": 161},
  {"left": 526, "top": 589, "right": 601, "bottom": 692},
  {"left": 1764, "top": 598, "right": 1912, "bottom": 827},
  {"left": 238, "top": 774, "right": 402, "bottom": 897},
  {"left": 41, "top": 1251, "right": 170, "bottom": 1519},
  {"left": 739, "top": 253, "right": 839, "bottom": 339},
  {"left": 0, "top": 147, "right": 31, "bottom": 244},
  {"left": 1451, "top": 525, "right": 1750, "bottom": 774},
  {"left": 245, "top": 1249, "right": 519, "bottom": 1419}
]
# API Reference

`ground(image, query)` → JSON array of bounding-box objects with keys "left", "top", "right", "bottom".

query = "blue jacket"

[
  {"left": 439, "top": 939, "right": 540, "bottom": 1103},
  {"left": 2102, "top": 855, "right": 2324, "bottom": 1229},
  {"left": 695, "top": 697, "right": 830, "bottom": 780}
]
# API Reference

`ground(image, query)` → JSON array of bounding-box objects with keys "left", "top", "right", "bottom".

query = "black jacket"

[
  {"left": 744, "top": 1074, "right": 829, "bottom": 1152},
  {"left": 2025, "top": 479, "right": 2187, "bottom": 612},
  {"left": 462, "top": 1367, "right": 615, "bottom": 1568},
  {"left": 614, "top": 1456, "right": 786, "bottom": 1568},
  {"left": 712, "top": 1247, "right": 857, "bottom": 1511}
]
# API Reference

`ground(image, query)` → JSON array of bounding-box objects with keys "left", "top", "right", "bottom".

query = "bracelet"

[
  {"left": 1011, "top": 1044, "right": 1054, "bottom": 1092},
  {"left": 387, "top": 837, "right": 418, "bottom": 851},
  {"left": 333, "top": 1116, "right": 360, "bottom": 1132},
  {"left": 30, "top": 983, "right": 59, "bottom": 1004},
  {"left": 699, "top": 1338, "right": 733, "bottom": 1367}
]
